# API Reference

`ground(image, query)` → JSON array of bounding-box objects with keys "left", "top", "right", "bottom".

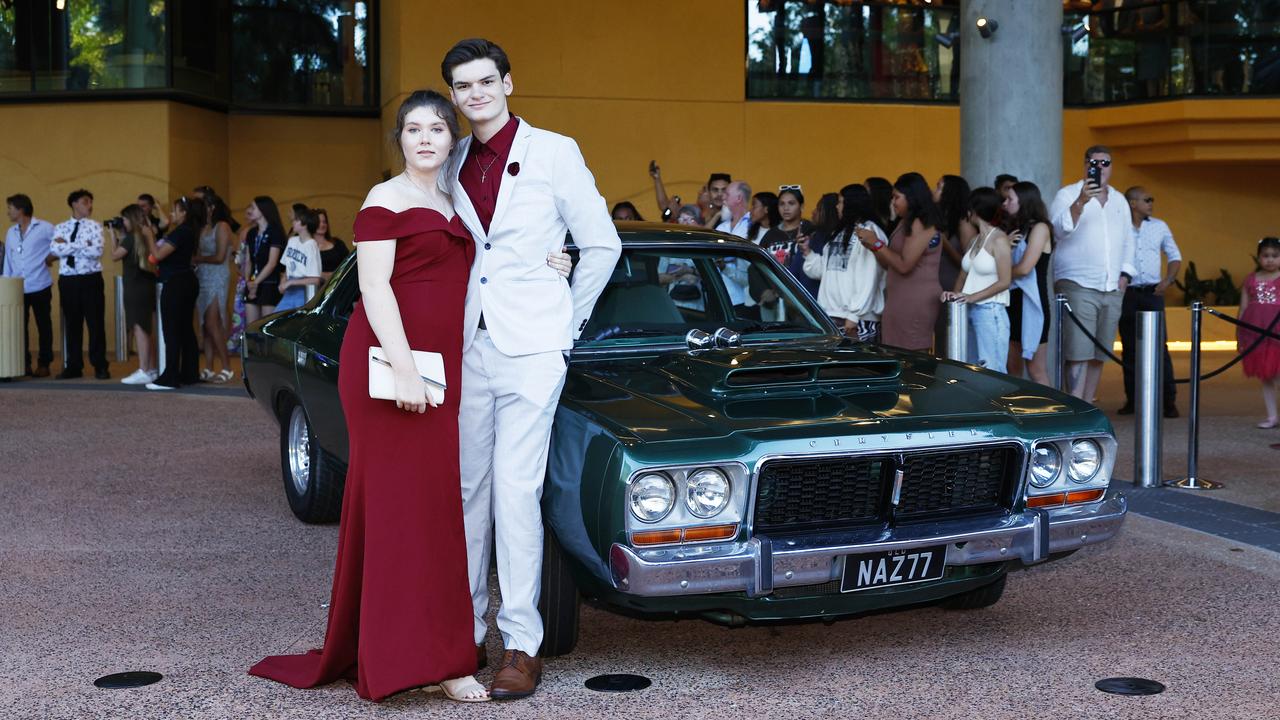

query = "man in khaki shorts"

[{"left": 1048, "top": 145, "right": 1136, "bottom": 402}]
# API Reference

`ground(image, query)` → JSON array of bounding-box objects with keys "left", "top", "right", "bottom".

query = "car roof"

[{"left": 566, "top": 221, "right": 757, "bottom": 249}]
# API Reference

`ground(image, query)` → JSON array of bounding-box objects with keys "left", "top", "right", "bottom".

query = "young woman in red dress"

[{"left": 250, "top": 91, "right": 571, "bottom": 703}]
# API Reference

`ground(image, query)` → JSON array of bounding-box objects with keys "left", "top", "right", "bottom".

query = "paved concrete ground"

[{"left": 2, "top": 372, "right": 1279, "bottom": 719}]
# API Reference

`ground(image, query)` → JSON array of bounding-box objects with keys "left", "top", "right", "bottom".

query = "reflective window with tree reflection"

[{"left": 0, "top": 0, "right": 376, "bottom": 113}]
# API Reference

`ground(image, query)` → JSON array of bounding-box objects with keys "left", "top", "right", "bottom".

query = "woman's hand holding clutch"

[{"left": 394, "top": 370, "right": 432, "bottom": 413}]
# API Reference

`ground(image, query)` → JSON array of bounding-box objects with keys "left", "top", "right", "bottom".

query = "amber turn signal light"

[
  {"left": 682, "top": 524, "right": 738, "bottom": 542},
  {"left": 632, "top": 529, "right": 682, "bottom": 546},
  {"left": 1026, "top": 492, "right": 1067, "bottom": 508},
  {"left": 1066, "top": 488, "right": 1106, "bottom": 504}
]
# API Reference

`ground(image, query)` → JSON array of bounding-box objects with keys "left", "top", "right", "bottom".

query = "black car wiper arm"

[{"left": 735, "top": 321, "right": 811, "bottom": 333}]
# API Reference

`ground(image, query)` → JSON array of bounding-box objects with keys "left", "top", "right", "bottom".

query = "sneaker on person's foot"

[{"left": 121, "top": 369, "right": 152, "bottom": 385}]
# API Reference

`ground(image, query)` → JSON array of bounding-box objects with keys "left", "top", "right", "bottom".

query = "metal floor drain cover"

[
  {"left": 1095, "top": 677, "right": 1165, "bottom": 696},
  {"left": 95, "top": 671, "right": 163, "bottom": 689},
  {"left": 585, "top": 674, "right": 651, "bottom": 692}
]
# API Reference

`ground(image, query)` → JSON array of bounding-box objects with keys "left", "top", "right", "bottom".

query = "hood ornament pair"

[{"left": 686, "top": 328, "right": 740, "bottom": 351}]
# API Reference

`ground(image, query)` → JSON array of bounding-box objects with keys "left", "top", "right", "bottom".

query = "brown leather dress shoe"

[
  {"left": 476, "top": 644, "right": 488, "bottom": 671},
  {"left": 489, "top": 649, "right": 542, "bottom": 700}
]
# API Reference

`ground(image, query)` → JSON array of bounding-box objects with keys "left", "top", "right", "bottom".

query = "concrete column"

[{"left": 959, "top": 0, "right": 1063, "bottom": 194}]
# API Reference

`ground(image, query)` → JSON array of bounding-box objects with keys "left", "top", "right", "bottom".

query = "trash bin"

[{"left": 0, "top": 276, "right": 25, "bottom": 378}]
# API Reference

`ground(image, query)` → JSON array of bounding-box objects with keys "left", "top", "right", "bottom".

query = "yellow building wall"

[
  {"left": 0, "top": 101, "right": 378, "bottom": 361},
  {"left": 0, "top": 101, "right": 171, "bottom": 356},
  {"left": 226, "top": 115, "right": 381, "bottom": 241},
  {"left": 377, "top": 0, "right": 1273, "bottom": 304}
]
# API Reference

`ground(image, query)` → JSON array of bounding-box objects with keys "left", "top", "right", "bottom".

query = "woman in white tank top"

[{"left": 941, "top": 187, "right": 1012, "bottom": 372}]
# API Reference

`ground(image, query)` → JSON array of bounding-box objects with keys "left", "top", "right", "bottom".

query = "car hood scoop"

[{"left": 654, "top": 347, "right": 901, "bottom": 395}]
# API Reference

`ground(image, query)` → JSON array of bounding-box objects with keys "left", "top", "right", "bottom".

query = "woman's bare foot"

[{"left": 438, "top": 675, "right": 489, "bottom": 702}]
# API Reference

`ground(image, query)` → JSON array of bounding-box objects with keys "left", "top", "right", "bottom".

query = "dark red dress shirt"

[{"left": 459, "top": 115, "right": 519, "bottom": 234}]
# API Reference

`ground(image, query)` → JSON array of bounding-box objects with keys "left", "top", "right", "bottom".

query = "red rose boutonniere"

[{"left": 507, "top": 161, "right": 520, "bottom": 177}]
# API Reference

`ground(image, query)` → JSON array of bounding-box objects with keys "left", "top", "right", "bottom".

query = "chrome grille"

[
  {"left": 754, "top": 457, "right": 886, "bottom": 534},
  {"left": 897, "top": 447, "right": 1014, "bottom": 517},
  {"left": 753, "top": 445, "right": 1020, "bottom": 535}
]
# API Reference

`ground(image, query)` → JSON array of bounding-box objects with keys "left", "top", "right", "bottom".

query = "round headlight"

[
  {"left": 1029, "top": 444, "right": 1062, "bottom": 488},
  {"left": 1068, "top": 439, "right": 1102, "bottom": 483},
  {"left": 630, "top": 473, "right": 675, "bottom": 523},
  {"left": 686, "top": 468, "right": 731, "bottom": 518}
]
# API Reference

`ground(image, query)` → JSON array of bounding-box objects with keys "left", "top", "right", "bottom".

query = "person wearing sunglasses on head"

[{"left": 1048, "top": 145, "right": 1136, "bottom": 404}]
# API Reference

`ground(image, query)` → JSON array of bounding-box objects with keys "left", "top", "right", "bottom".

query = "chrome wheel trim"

[{"left": 287, "top": 406, "right": 312, "bottom": 496}]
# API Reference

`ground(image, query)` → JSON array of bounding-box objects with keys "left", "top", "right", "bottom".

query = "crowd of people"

[
  {"left": 626, "top": 144, "right": 1280, "bottom": 422},
  {"left": 1, "top": 188, "right": 349, "bottom": 389}
]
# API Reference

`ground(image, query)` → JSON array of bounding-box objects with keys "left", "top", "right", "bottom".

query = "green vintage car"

[{"left": 242, "top": 222, "right": 1126, "bottom": 656}]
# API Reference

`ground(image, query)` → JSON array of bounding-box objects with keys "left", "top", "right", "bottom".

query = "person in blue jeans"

[{"left": 941, "top": 187, "right": 1012, "bottom": 373}]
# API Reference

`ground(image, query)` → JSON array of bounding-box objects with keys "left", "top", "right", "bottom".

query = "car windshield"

[{"left": 578, "top": 245, "right": 831, "bottom": 348}]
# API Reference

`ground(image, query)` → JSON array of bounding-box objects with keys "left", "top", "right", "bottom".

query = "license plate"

[{"left": 840, "top": 545, "right": 947, "bottom": 593}]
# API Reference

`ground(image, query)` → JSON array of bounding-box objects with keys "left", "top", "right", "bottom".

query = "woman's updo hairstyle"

[{"left": 390, "top": 90, "right": 461, "bottom": 161}]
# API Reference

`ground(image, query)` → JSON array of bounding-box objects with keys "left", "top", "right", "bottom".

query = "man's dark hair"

[
  {"left": 67, "top": 189, "right": 93, "bottom": 207},
  {"left": 1084, "top": 144, "right": 1112, "bottom": 159},
  {"left": 994, "top": 173, "right": 1018, "bottom": 188},
  {"left": 6, "top": 193, "right": 33, "bottom": 216},
  {"left": 137, "top": 193, "right": 156, "bottom": 205},
  {"left": 707, "top": 173, "right": 732, "bottom": 187},
  {"left": 441, "top": 38, "right": 511, "bottom": 86},
  {"left": 291, "top": 202, "right": 310, "bottom": 220}
]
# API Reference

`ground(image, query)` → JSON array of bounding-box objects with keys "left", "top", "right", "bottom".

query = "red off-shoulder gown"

[{"left": 250, "top": 206, "right": 476, "bottom": 701}]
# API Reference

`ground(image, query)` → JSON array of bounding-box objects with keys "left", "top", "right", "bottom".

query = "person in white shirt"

[
  {"left": 715, "top": 181, "right": 755, "bottom": 311},
  {"left": 274, "top": 208, "right": 323, "bottom": 312},
  {"left": 1117, "top": 187, "right": 1181, "bottom": 417},
  {"left": 1049, "top": 146, "right": 1136, "bottom": 402},
  {"left": 3, "top": 194, "right": 56, "bottom": 376},
  {"left": 801, "top": 184, "right": 886, "bottom": 342},
  {"left": 49, "top": 189, "right": 109, "bottom": 380}
]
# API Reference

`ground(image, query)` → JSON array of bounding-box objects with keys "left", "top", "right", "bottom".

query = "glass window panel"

[
  {"left": 230, "top": 0, "right": 374, "bottom": 109},
  {"left": 747, "top": 0, "right": 960, "bottom": 103},
  {"left": 13, "top": 0, "right": 167, "bottom": 92}
]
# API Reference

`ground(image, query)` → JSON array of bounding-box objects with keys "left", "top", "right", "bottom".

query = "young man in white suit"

[{"left": 442, "top": 38, "right": 622, "bottom": 700}]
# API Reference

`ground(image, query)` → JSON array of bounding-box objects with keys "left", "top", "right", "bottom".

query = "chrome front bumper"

[{"left": 608, "top": 491, "right": 1127, "bottom": 597}]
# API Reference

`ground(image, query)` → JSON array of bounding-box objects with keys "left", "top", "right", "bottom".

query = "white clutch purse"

[{"left": 368, "top": 346, "right": 446, "bottom": 405}]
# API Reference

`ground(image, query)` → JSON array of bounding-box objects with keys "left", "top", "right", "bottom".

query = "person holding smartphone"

[{"left": 1048, "top": 145, "right": 1136, "bottom": 403}]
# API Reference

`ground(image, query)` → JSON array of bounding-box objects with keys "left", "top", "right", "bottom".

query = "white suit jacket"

[{"left": 448, "top": 119, "right": 622, "bottom": 356}]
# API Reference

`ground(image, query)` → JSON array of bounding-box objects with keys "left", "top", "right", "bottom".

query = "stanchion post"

[
  {"left": 945, "top": 300, "right": 968, "bottom": 362},
  {"left": 1167, "top": 301, "right": 1222, "bottom": 489},
  {"left": 1053, "top": 293, "right": 1067, "bottom": 391},
  {"left": 1135, "top": 310, "right": 1163, "bottom": 487},
  {"left": 155, "top": 281, "right": 166, "bottom": 376},
  {"left": 114, "top": 275, "right": 127, "bottom": 363}
]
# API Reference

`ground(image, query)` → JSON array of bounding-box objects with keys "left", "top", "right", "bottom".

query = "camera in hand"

[
  {"left": 105, "top": 216, "right": 126, "bottom": 231},
  {"left": 1086, "top": 165, "right": 1102, "bottom": 188}
]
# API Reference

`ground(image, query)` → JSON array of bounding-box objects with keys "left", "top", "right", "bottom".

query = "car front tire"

[
  {"left": 537, "top": 530, "right": 580, "bottom": 657},
  {"left": 278, "top": 395, "right": 344, "bottom": 524}
]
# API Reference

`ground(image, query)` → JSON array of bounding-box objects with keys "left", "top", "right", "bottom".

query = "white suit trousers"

[{"left": 458, "top": 329, "right": 568, "bottom": 654}]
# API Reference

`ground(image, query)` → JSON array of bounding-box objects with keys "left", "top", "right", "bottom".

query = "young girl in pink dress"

[{"left": 1239, "top": 237, "right": 1280, "bottom": 428}]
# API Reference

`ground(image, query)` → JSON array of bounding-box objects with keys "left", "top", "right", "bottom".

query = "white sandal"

[
  {"left": 429, "top": 675, "right": 490, "bottom": 703},
  {"left": 199, "top": 368, "right": 215, "bottom": 382},
  {"left": 212, "top": 369, "right": 234, "bottom": 384}
]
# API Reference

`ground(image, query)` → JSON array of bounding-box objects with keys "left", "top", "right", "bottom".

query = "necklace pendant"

[{"left": 481, "top": 171, "right": 487, "bottom": 183}]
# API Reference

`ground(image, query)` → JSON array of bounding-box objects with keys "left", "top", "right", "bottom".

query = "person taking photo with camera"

[{"left": 106, "top": 205, "right": 158, "bottom": 385}]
